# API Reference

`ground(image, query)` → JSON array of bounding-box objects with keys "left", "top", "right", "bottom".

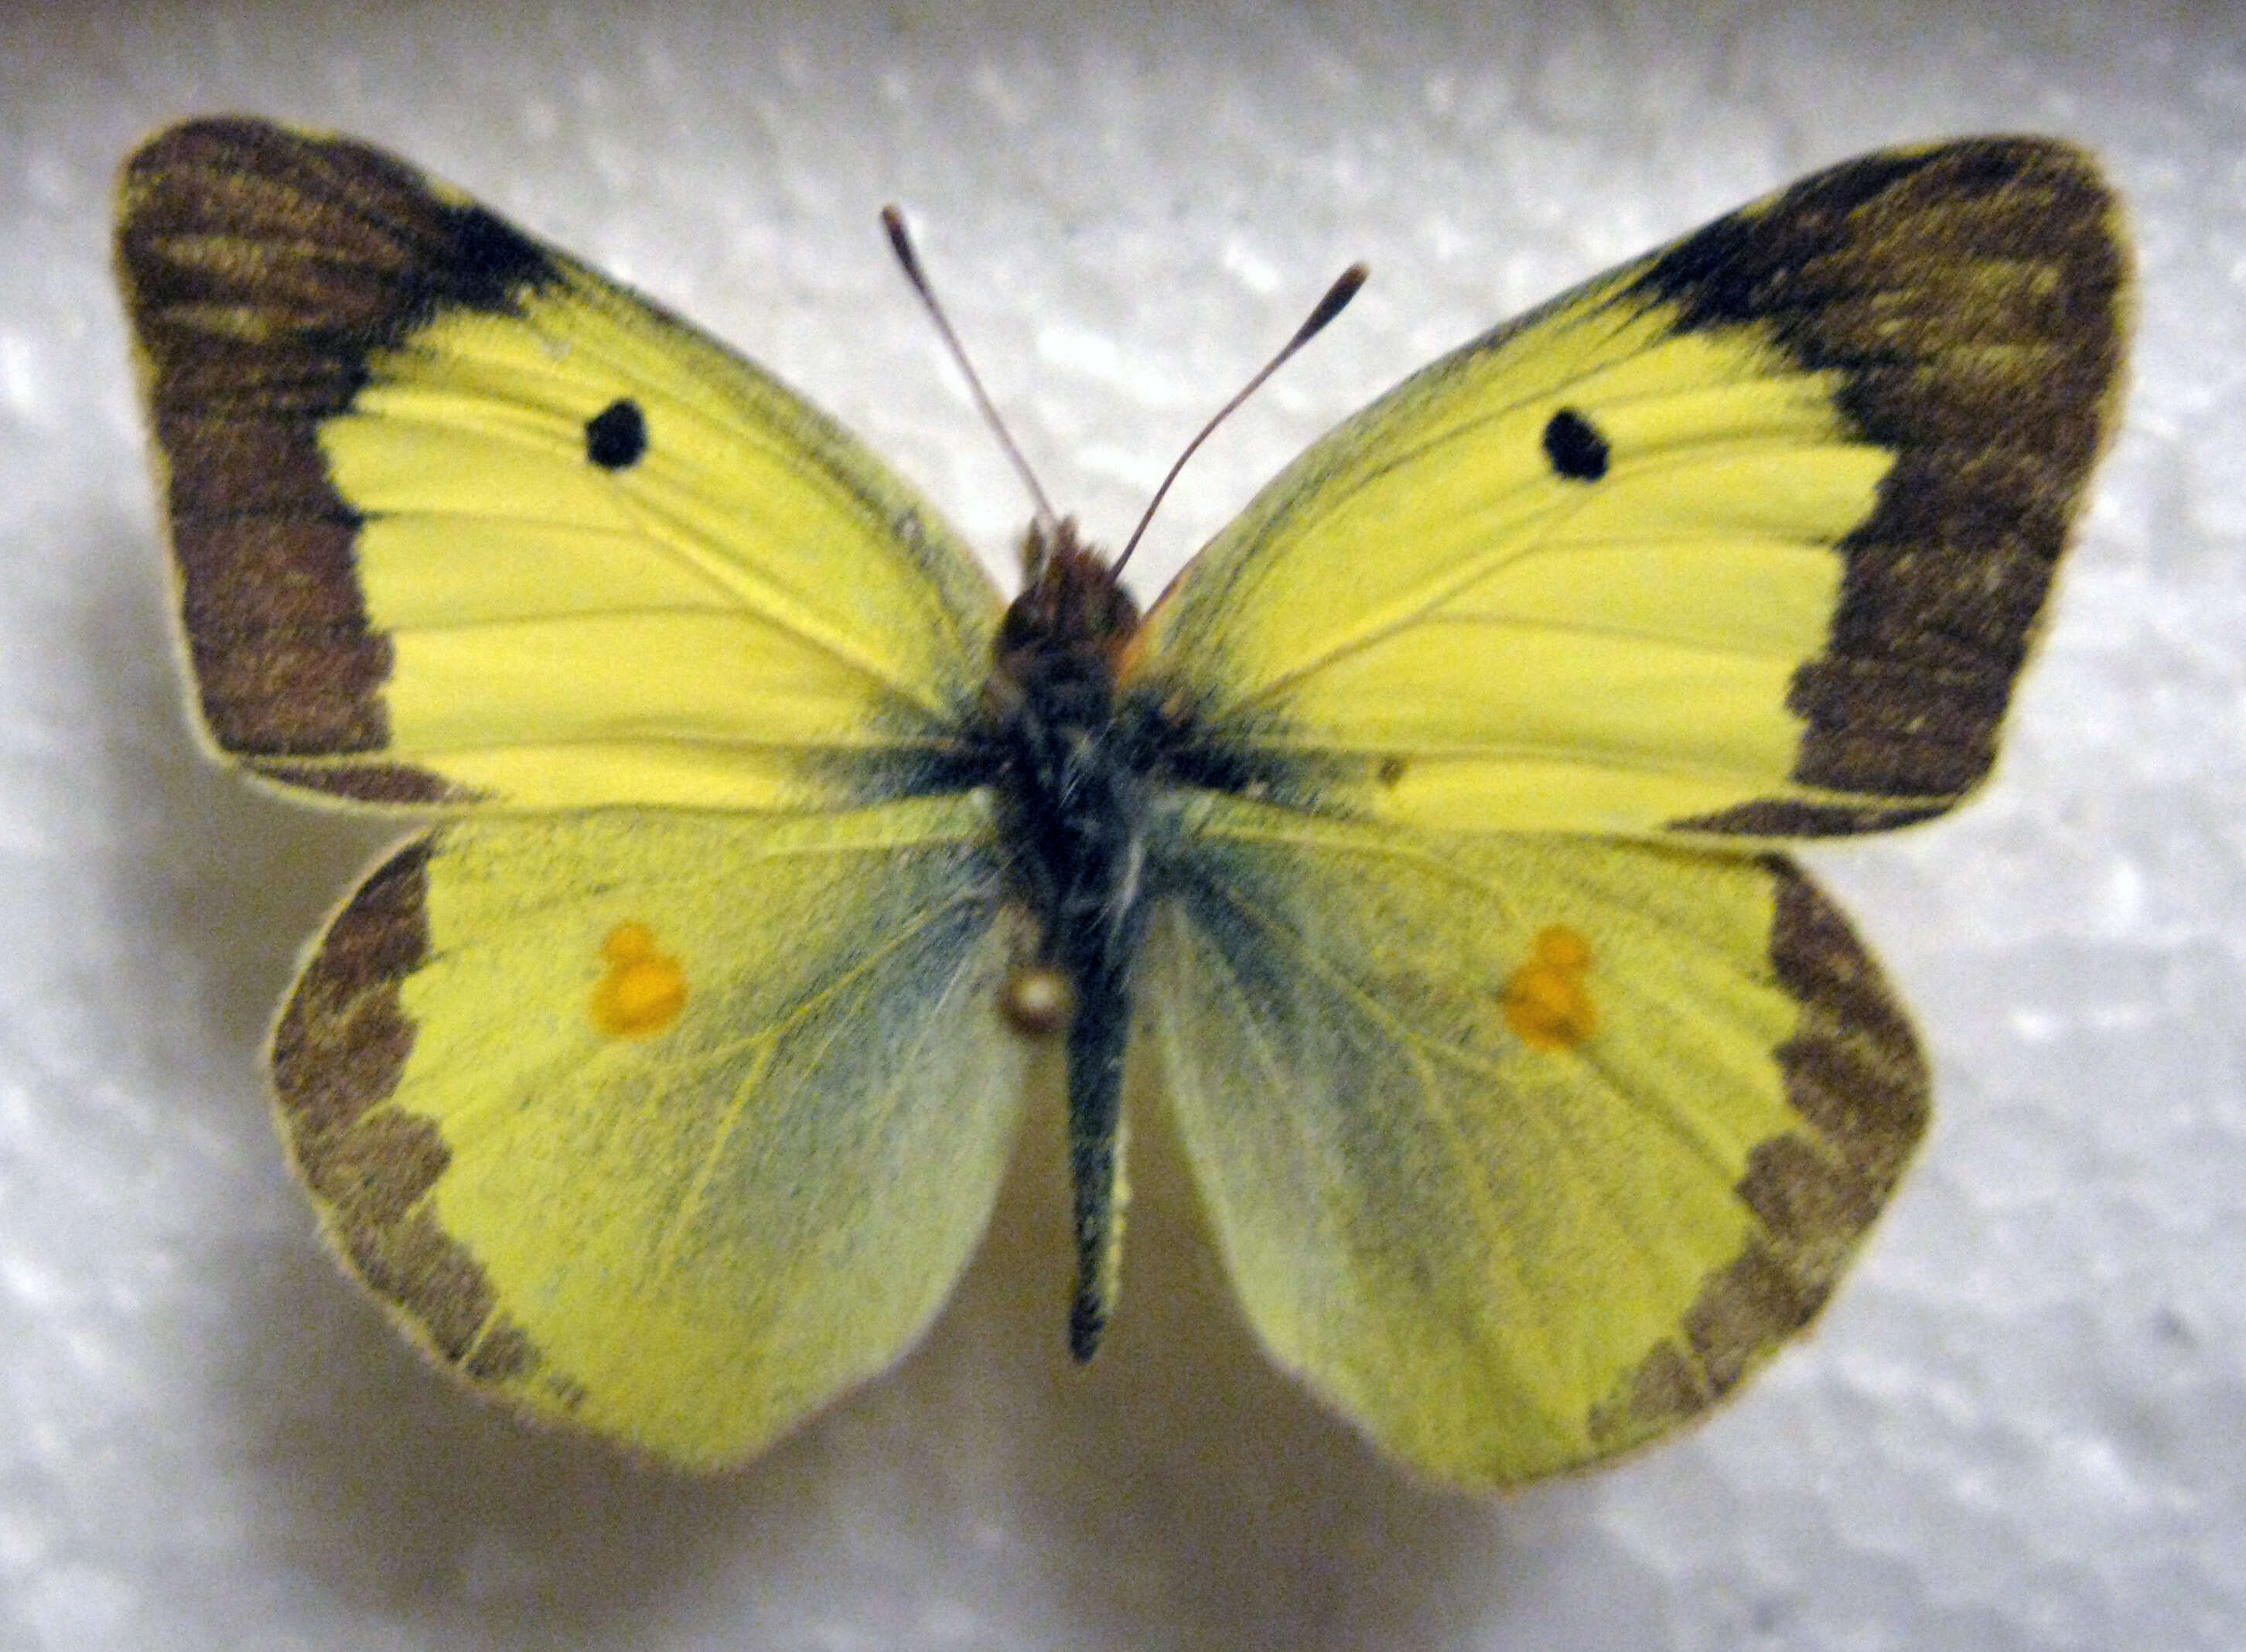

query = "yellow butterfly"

[{"left": 117, "top": 118, "right": 2128, "bottom": 1488}]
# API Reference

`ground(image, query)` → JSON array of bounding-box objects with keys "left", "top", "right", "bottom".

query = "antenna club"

[
  {"left": 1297, "top": 262, "right": 1370, "bottom": 343},
  {"left": 881, "top": 205, "right": 930, "bottom": 290}
]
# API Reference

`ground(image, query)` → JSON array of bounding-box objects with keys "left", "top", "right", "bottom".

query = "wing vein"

[{"left": 1224, "top": 431, "right": 1849, "bottom": 718}]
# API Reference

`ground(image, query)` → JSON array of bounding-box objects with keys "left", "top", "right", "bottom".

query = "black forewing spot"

[
  {"left": 1541, "top": 408, "right": 1610, "bottom": 481},
  {"left": 585, "top": 398, "right": 649, "bottom": 469}
]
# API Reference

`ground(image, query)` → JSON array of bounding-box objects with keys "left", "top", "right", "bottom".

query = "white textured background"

[{"left": 3, "top": 3, "right": 2241, "bottom": 1648}]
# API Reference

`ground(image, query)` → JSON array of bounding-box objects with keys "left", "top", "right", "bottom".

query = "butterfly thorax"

[
  {"left": 985, "top": 520, "right": 1149, "bottom": 979},
  {"left": 983, "top": 519, "right": 1155, "bottom": 1358}
]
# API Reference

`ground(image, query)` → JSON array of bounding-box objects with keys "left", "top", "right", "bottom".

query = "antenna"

[
  {"left": 881, "top": 206, "right": 1061, "bottom": 536},
  {"left": 1112, "top": 261, "right": 1369, "bottom": 575}
]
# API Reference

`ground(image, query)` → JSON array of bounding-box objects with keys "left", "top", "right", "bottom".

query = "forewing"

[
  {"left": 275, "top": 797, "right": 1025, "bottom": 1466},
  {"left": 117, "top": 118, "right": 999, "bottom": 812},
  {"left": 1138, "top": 139, "right": 2127, "bottom": 839}
]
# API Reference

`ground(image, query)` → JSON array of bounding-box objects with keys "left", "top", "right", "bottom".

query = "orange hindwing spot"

[
  {"left": 591, "top": 920, "right": 688, "bottom": 1039},
  {"left": 1501, "top": 924, "right": 1598, "bottom": 1053}
]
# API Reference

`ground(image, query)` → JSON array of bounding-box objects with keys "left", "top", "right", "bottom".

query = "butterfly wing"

[
  {"left": 1135, "top": 139, "right": 2128, "bottom": 838},
  {"left": 1128, "top": 139, "right": 2126, "bottom": 1486},
  {"left": 276, "top": 798, "right": 1025, "bottom": 1466},
  {"left": 1141, "top": 799, "right": 1923, "bottom": 1485},
  {"left": 118, "top": 121, "right": 1027, "bottom": 1462},
  {"left": 118, "top": 118, "right": 1000, "bottom": 813}
]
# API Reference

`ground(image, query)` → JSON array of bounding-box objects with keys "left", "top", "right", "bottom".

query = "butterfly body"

[
  {"left": 981, "top": 521, "right": 1155, "bottom": 1357},
  {"left": 118, "top": 120, "right": 2128, "bottom": 1487}
]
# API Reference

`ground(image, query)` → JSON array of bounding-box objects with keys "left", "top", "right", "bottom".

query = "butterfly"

[{"left": 117, "top": 118, "right": 2128, "bottom": 1488}]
